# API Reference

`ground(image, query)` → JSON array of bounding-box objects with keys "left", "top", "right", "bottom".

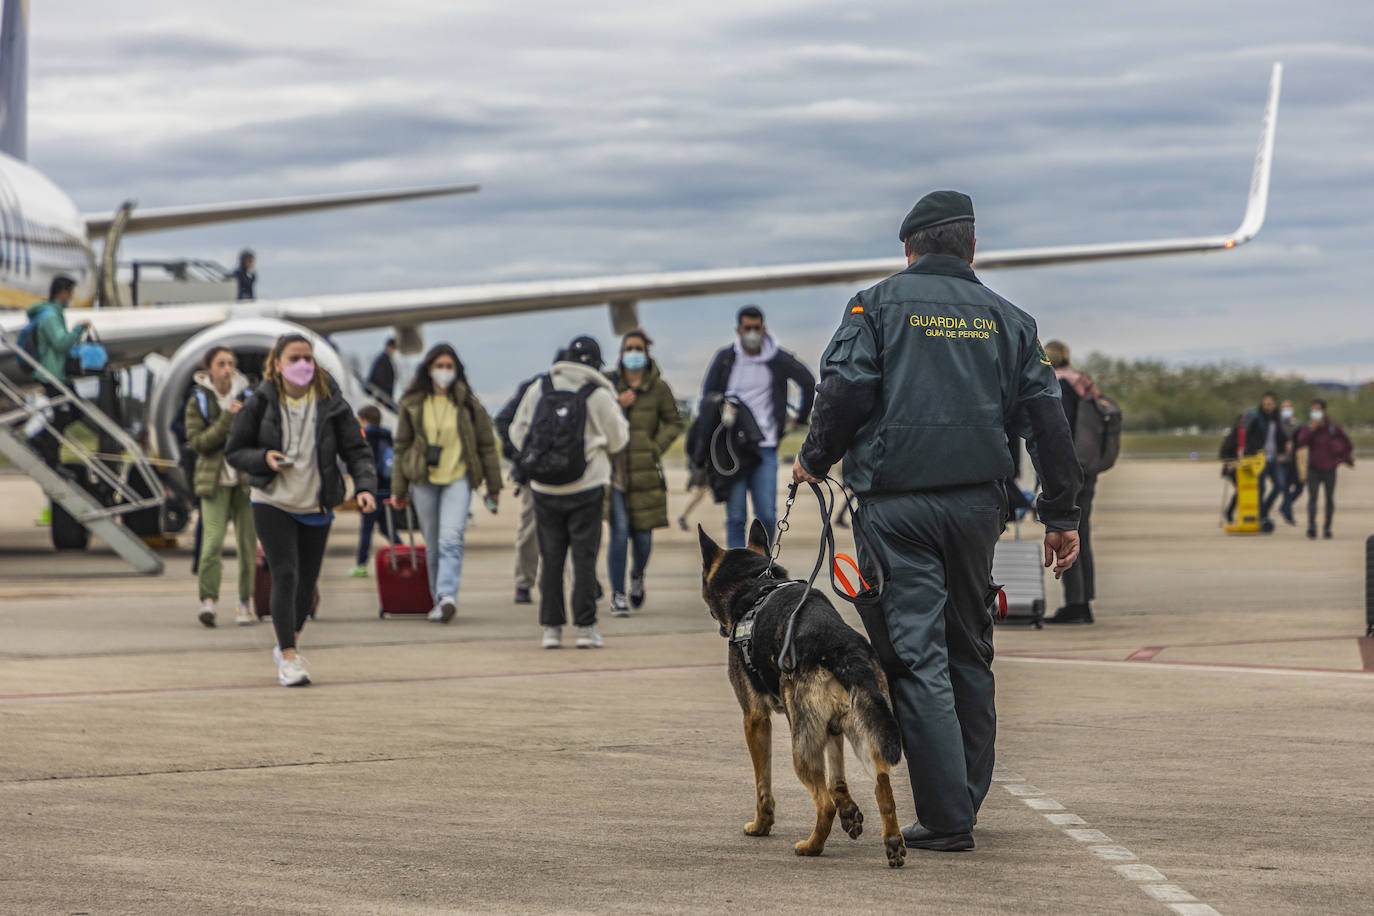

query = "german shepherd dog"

[{"left": 700, "top": 519, "right": 907, "bottom": 868}]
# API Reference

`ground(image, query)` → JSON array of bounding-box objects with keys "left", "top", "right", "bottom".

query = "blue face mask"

[{"left": 622, "top": 351, "right": 647, "bottom": 372}]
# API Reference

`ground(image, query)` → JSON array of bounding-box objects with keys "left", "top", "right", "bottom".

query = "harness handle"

[{"left": 776, "top": 477, "right": 886, "bottom": 674}]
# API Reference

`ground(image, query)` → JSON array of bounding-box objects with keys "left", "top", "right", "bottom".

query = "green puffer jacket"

[
  {"left": 612, "top": 362, "right": 684, "bottom": 531},
  {"left": 184, "top": 371, "right": 253, "bottom": 500},
  {"left": 392, "top": 383, "right": 503, "bottom": 500}
]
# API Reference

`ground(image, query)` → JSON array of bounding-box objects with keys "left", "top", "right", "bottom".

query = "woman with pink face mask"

[{"left": 227, "top": 334, "right": 378, "bottom": 687}]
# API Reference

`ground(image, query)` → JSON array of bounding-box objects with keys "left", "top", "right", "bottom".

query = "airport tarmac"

[{"left": 1, "top": 459, "right": 1371, "bottom": 915}]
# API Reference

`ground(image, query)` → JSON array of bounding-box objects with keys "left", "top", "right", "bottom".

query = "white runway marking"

[
  {"left": 1023, "top": 797, "right": 1065, "bottom": 811},
  {"left": 999, "top": 655, "right": 1374, "bottom": 682},
  {"left": 1000, "top": 769, "right": 1220, "bottom": 913},
  {"left": 1090, "top": 845, "right": 1138, "bottom": 861},
  {"left": 1143, "top": 885, "right": 1198, "bottom": 903},
  {"left": 1046, "top": 813, "right": 1087, "bottom": 826}
]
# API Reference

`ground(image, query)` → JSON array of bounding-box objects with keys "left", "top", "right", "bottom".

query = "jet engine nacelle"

[{"left": 148, "top": 318, "right": 357, "bottom": 463}]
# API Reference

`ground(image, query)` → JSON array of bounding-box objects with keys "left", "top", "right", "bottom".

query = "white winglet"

[{"left": 1230, "top": 61, "right": 1282, "bottom": 246}]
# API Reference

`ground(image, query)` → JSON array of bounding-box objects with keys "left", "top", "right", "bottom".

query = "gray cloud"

[{"left": 24, "top": 0, "right": 1374, "bottom": 402}]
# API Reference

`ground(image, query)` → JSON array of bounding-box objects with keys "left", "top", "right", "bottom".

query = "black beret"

[{"left": 899, "top": 190, "right": 974, "bottom": 242}]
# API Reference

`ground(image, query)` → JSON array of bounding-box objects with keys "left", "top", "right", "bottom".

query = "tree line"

[{"left": 1076, "top": 354, "right": 1374, "bottom": 432}]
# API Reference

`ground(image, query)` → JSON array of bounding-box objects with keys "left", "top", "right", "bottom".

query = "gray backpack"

[{"left": 1075, "top": 393, "right": 1123, "bottom": 475}]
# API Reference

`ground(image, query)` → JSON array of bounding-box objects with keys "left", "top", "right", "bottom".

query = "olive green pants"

[
  {"left": 197, "top": 484, "right": 257, "bottom": 603},
  {"left": 856, "top": 482, "right": 1005, "bottom": 834}
]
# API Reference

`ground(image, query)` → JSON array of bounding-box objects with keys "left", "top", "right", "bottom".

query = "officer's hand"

[
  {"left": 792, "top": 457, "right": 821, "bottom": 486},
  {"left": 1043, "top": 530, "right": 1080, "bottom": 580}
]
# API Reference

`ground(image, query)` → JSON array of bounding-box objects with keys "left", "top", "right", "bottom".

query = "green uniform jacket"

[
  {"left": 799, "top": 254, "right": 1081, "bottom": 531},
  {"left": 612, "top": 362, "right": 684, "bottom": 531},
  {"left": 185, "top": 384, "right": 252, "bottom": 500},
  {"left": 25, "top": 300, "right": 84, "bottom": 385},
  {"left": 391, "top": 383, "right": 502, "bottom": 501}
]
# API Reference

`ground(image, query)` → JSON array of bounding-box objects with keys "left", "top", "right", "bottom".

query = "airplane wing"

[
  {"left": 82, "top": 183, "right": 480, "bottom": 238},
  {"left": 5, "top": 63, "right": 1278, "bottom": 373}
]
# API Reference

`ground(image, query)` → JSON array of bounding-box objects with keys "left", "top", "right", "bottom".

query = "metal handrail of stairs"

[{"left": 0, "top": 330, "right": 165, "bottom": 574}]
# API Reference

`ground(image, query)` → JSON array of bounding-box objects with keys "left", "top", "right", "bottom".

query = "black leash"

[{"left": 771, "top": 477, "right": 887, "bottom": 674}]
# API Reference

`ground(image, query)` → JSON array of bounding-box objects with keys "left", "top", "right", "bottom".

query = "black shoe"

[
  {"left": 1307, "top": 528, "right": 1317, "bottom": 540},
  {"left": 900, "top": 823, "right": 974, "bottom": 851},
  {"left": 514, "top": 587, "right": 532, "bottom": 605},
  {"left": 1045, "top": 603, "right": 1093, "bottom": 625},
  {"left": 629, "top": 573, "right": 646, "bottom": 609},
  {"left": 1324, "top": 529, "right": 1333, "bottom": 540},
  {"left": 677, "top": 516, "right": 688, "bottom": 532},
  {"left": 1281, "top": 507, "right": 1296, "bottom": 526}
]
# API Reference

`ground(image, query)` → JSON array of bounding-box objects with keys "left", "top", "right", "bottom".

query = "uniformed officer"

[{"left": 793, "top": 190, "right": 1083, "bottom": 851}]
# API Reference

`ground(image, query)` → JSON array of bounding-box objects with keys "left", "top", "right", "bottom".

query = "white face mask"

[
  {"left": 1310, "top": 409, "right": 1324, "bottom": 422},
  {"left": 740, "top": 330, "right": 764, "bottom": 351},
  {"left": 1280, "top": 407, "right": 1294, "bottom": 421},
  {"left": 431, "top": 368, "right": 456, "bottom": 390}
]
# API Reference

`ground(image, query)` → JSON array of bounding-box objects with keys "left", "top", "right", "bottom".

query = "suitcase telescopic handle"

[{"left": 384, "top": 502, "right": 420, "bottom": 571}]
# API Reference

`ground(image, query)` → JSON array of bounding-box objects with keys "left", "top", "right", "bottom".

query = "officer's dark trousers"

[
  {"left": 1062, "top": 473, "right": 1096, "bottom": 605},
  {"left": 857, "top": 483, "right": 1003, "bottom": 834}
]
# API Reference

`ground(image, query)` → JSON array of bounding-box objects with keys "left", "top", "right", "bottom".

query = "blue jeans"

[
  {"left": 356, "top": 505, "right": 400, "bottom": 567},
  {"left": 411, "top": 479, "right": 472, "bottom": 601},
  {"left": 608, "top": 489, "right": 653, "bottom": 596},
  {"left": 726, "top": 446, "right": 778, "bottom": 550}
]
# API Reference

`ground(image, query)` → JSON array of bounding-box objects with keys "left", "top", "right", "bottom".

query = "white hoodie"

[
  {"left": 725, "top": 332, "right": 781, "bottom": 447},
  {"left": 509, "top": 361, "right": 630, "bottom": 496},
  {"left": 192, "top": 369, "right": 250, "bottom": 487}
]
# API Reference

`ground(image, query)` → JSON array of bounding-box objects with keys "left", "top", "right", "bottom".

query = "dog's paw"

[
  {"left": 838, "top": 803, "right": 864, "bottom": 839},
  {"left": 744, "top": 819, "right": 773, "bottom": 837},
  {"left": 793, "top": 839, "right": 825, "bottom": 857},
  {"left": 885, "top": 834, "right": 907, "bottom": 868}
]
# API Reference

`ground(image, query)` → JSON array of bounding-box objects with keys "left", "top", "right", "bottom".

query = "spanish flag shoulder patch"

[{"left": 850, "top": 305, "right": 864, "bottom": 314}]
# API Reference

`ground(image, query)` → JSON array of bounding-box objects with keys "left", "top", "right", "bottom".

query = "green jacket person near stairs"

[{"left": 25, "top": 276, "right": 89, "bottom": 468}]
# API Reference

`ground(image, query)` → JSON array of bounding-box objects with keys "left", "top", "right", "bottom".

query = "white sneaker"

[
  {"left": 576, "top": 625, "right": 603, "bottom": 649},
  {"left": 541, "top": 626, "right": 562, "bottom": 649},
  {"left": 277, "top": 651, "right": 310, "bottom": 687},
  {"left": 610, "top": 593, "right": 630, "bottom": 618},
  {"left": 197, "top": 599, "right": 216, "bottom": 628},
  {"left": 235, "top": 601, "right": 255, "bottom": 626},
  {"left": 428, "top": 596, "right": 457, "bottom": 623}
]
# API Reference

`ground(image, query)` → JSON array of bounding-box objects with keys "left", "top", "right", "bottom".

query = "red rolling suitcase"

[
  {"left": 254, "top": 546, "right": 319, "bottom": 620},
  {"left": 376, "top": 505, "right": 433, "bottom": 618}
]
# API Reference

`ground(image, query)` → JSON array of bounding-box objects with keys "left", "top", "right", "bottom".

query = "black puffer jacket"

[{"left": 225, "top": 379, "right": 378, "bottom": 511}]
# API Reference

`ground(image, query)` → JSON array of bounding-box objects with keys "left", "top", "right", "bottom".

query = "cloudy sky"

[{"left": 29, "top": 0, "right": 1374, "bottom": 402}]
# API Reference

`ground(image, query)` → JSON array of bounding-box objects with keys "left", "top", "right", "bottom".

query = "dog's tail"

[{"left": 831, "top": 648, "right": 903, "bottom": 766}]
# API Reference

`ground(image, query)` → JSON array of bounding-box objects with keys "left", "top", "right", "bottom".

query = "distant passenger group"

[{"left": 167, "top": 313, "right": 1353, "bottom": 689}]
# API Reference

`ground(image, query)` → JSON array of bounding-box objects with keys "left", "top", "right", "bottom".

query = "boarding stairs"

[{"left": 0, "top": 338, "right": 165, "bottom": 575}]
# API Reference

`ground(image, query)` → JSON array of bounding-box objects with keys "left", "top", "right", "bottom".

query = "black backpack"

[
  {"left": 1074, "top": 393, "right": 1123, "bottom": 475},
  {"left": 15, "top": 306, "right": 53, "bottom": 378},
  {"left": 516, "top": 376, "right": 598, "bottom": 486}
]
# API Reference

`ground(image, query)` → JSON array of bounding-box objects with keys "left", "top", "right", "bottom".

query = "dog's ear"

[
  {"left": 698, "top": 525, "right": 723, "bottom": 572},
  {"left": 747, "top": 519, "right": 772, "bottom": 557}
]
